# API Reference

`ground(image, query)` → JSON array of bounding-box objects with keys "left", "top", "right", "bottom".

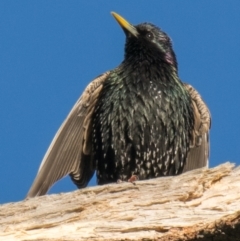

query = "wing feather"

[
  {"left": 183, "top": 84, "right": 211, "bottom": 172},
  {"left": 27, "top": 72, "right": 110, "bottom": 197}
]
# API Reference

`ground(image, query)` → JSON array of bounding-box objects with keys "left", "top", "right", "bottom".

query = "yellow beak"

[{"left": 111, "top": 12, "right": 138, "bottom": 37}]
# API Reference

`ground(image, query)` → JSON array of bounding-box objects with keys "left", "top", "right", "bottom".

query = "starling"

[{"left": 27, "top": 12, "right": 211, "bottom": 197}]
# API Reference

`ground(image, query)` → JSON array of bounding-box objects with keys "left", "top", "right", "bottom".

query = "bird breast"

[{"left": 92, "top": 68, "right": 193, "bottom": 183}]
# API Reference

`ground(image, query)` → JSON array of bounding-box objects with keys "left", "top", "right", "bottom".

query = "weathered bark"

[{"left": 1, "top": 162, "right": 240, "bottom": 241}]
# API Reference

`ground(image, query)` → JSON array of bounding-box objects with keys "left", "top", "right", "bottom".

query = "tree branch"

[{"left": 1, "top": 162, "right": 240, "bottom": 241}]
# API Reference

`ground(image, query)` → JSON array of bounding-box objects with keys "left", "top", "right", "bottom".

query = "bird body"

[
  {"left": 93, "top": 58, "right": 194, "bottom": 184},
  {"left": 27, "top": 12, "right": 211, "bottom": 197}
]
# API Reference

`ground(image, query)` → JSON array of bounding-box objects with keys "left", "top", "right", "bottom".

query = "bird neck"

[
  {"left": 122, "top": 52, "right": 179, "bottom": 86},
  {"left": 124, "top": 39, "right": 178, "bottom": 71}
]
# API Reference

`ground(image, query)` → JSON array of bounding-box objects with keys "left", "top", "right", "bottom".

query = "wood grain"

[{"left": 1, "top": 162, "right": 240, "bottom": 241}]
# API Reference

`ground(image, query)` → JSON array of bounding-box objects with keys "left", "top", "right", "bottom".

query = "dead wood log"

[{"left": 1, "top": 162, "right": 240, "bottom": 241}]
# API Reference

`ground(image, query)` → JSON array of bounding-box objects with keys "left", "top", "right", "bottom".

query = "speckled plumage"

[
  {"left": 27, "top": 13, "right": 211, "bottom": 197},
  {"left": 92, "top": 53, "right": 194, "bottom": 184}
]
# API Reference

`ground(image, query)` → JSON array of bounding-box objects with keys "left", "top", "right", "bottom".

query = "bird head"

[{"left": 111, "top": 12, "right": 177, "bottom": 69}]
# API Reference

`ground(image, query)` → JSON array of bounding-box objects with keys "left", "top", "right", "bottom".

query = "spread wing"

[
  {"left": 27, "top": 72, "right": 110, "bottom": 197},
  {"left": 183, "top": 84, "right": 211, "bottom": 172}
]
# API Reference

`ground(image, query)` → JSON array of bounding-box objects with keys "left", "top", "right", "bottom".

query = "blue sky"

[{"left": 1, "top": 1, "right": 240, "bottom": 204}]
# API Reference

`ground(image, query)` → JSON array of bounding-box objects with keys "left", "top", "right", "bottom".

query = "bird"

[{"left": 27, "top": 12, "right": 211, "bottom": 197}]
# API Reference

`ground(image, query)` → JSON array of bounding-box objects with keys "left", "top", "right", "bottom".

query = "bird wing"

[
  {"left": 183, "top": 84, "right": 211, "bottom": 172},
  {"left": 27, "top": 71, "right": 110, "bottom": 197}
]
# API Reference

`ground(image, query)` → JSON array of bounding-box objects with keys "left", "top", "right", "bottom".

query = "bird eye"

[{"left": 146, "top": 32, "right": 153, "bottom": 39}]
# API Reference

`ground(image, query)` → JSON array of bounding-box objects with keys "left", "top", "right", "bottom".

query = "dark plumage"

[{"left": 27, "top": 12, "right": 211, "bottom": 197}]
